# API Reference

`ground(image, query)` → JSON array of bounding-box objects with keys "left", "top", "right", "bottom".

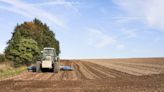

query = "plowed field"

[{"left": 0, "top": 58, "right": 164, "bottom": 92}]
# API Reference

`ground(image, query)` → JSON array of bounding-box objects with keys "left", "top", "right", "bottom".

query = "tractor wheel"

[
  {"left": 53, "top": 62, "right": 59, "bottom": 73},
  {"left": 56, "top": 62, "right": 60, "bottom": 72},
  {"left": 36, "top": 61, "right": 41, "bottom": 73}
]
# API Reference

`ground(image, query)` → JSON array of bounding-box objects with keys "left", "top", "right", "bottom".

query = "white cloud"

[
  {"left": 30, "top": 0, "right": 79, "bottom": 13},
  {"left": 88, "top": 28, "right": 116, "bottom": 48},
  {"left": 0, "top": 0, "right": 66, "bottom": 28},
  {"left": 0, "top": 5, "right": 32, "bottom": 18},
  {"left": 116, "top": 44, "right": 125, "bottom": 49},
  {"left": 113, "top": 0, "right": 164, "bottom": 31},
  {"left": 121, "top": 28, "right": 137, "bottom": 38}
]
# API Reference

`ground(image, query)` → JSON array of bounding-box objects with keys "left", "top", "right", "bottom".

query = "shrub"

[{"left": 0, "top": 54, "right": 5, "bottom": 63}]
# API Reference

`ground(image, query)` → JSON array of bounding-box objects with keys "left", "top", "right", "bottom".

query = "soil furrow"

[{"left": 0, "top": 59, "right": 164, "bottom": 92}]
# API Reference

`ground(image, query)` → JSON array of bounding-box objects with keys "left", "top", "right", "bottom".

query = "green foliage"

[
  {"left": 5, "top": 18, "right": 60, "bottom": 67},
  {"left": 15, "top": 18, "right": 60, "bottom": 54},
  {"left": 6, "top": 38, "right": 40, "bottom": 67},
  {"left": 0, "top": 54, "right": 5, "bottom": 63}
]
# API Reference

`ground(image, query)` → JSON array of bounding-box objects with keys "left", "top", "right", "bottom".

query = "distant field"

[
  {"left": 0, "top": 58, "right": 164, "bottom": 92},
  {"left": 86, "top": 58, "right": 164, "bottom": 76}
]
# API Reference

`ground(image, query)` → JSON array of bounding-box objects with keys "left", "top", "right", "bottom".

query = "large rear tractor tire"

[
  {"left": 36, "top": 61, "right": 41, "bottom": 73},
  {"left": 53, "top": 62, "right": 59, "bottom": 73}
]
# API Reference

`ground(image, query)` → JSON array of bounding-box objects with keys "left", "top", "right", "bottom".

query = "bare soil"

[{"left": 0, "top": 58, "right": 164, "bottom": 92}]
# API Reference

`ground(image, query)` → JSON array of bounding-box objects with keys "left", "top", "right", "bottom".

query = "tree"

[
  {"left": 14, "top": 18, "right": 60, "bottom": 54},
  {"left": 5, "top": 38, "right": 40, "bottom": 67},
  {"left": 0, "top": 54, "right": 5, "bottom": 63},
  {"left": 5, "top": 18, "right": 60, "bottom": 67}
]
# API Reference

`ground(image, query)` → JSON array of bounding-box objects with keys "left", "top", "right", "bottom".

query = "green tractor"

[{"left": 36, "top": 48, "right": 60, "bottom": 73}]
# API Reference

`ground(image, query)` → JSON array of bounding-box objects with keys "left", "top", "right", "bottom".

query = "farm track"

[{"left": 0, "top": 59, "right": 164, "bottom": 92}]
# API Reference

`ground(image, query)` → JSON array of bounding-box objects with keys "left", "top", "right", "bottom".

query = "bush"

[{"left": 0, "top": 54, "right": 5, "bottom": 63}]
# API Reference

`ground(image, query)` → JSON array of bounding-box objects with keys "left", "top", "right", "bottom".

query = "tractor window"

[
  {"left": 45, "top": 56, "right": 51, "bottom": 61},
  {"left": 43, "top": 49, "right": 54, "bottom": 56}
]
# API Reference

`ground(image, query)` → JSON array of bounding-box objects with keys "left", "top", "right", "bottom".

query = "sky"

[{"left": 0, "top": 0, "right": 164, "bottom": 59}]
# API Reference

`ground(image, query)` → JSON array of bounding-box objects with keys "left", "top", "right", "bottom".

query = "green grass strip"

[{"left": 0, "top": 66, "right": 26, "bottom": 79}]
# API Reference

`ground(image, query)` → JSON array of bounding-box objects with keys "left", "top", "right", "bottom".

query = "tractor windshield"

[
  {"left": 43, "top": 49, "right": 55, "bottom": 56},
  {"left": 45, "top": 56, "right": 51, "bottom": 60}
]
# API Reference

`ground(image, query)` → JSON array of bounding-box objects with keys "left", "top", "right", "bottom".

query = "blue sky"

[{"left": 0, "top": 0, "right": 164, "bottom": 59}]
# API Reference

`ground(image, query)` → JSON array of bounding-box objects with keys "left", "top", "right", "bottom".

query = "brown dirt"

[{"left": 0, "top": 58, "right": 164, "bottom": 92}]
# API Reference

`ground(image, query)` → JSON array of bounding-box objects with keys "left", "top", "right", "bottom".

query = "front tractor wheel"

[
  {"left": 53, "top": 62, "right": 59, "bottom": 73},
  {"left": 36, "top": 61, "right": 41, "bottom": 72}
]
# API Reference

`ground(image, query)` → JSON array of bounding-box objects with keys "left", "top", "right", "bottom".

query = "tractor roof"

[{"left": 44, "top": 48, "right": 55, "bottom": 50}]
